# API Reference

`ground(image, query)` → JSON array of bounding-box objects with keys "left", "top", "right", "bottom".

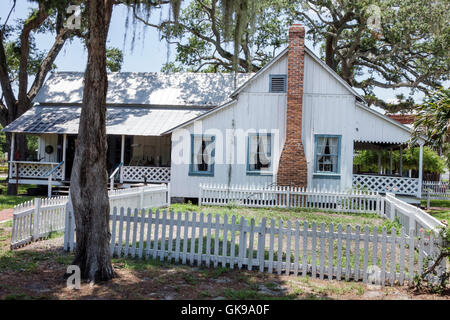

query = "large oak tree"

[
  {"left": 71, "top": 0, "right": 258, "bottom": 282},
  {"left": 0, "top": 0, "right": 78, "bottom": 194}
]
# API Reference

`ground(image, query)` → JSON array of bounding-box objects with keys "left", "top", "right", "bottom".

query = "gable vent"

[{"left": 270, "top": 75, "right": 287, "bottom": 93}]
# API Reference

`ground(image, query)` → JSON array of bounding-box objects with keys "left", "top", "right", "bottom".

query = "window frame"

[
  {"left": 269, "top": 74, "right": 287, "bottom": 93},
  {"left": 246, "top": 133, "right": 273, "bottom": 176},
  {"left": 189, "top": 134, "right": 215, "bottom": 177},
  {"left": 313, "top": 134, "right": 341, "bottom": 175}
]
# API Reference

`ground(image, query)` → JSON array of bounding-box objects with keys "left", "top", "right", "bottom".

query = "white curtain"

[
  {"left": 249, "top": 135, "right": 258, "bottom": 168},
  {"left": 258, "top": 135, "right": 270, "bottom": 166},
  {"left": 193, "top": 137, "right": 202, "bottom": 167}
]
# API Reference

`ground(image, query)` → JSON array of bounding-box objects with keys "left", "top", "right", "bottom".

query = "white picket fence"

[
  {"left": 64, "top": 208, "right": 446, "bottom": 286},
  {"left": 10, "top": 184, "right": 170, "bottom": 249},
  {"left": 109, "top": 184, "right": 170, "bottom": 210},
  {"left": 422, "top": 181, "right": 450, "bottom": 200},
  {"left": 384, "top": 193, "right": 445, "bottom": 236},
  {"left": 10, "top": 197, "right": 68, "bottom": 249},
  {"left": 199, "top": 184, "right": 384, "bottom": 216}
]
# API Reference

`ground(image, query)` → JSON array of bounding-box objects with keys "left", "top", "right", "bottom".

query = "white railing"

[
  {"left": 121, "top": 166, "right": 170, "bottom": 183},
  {"left": 353, "top": 174, "right": 420, "bottom": 196},
  {"left": 109, "top": 162, "right": 123, "bottom": 190},
  {"left": 199, "top": 184, "right": 384, "bottom": 215},
  {"left": 384, "top": 193, "right": 445, "bottom": 236},
  {"left": 422, "top": 181, "right": 450, "bottom": 200},
  {"left": 109, "top": 184, "right": 170, "bottom": 210},
  {"left": 65, "top": 209, "right": 446, "bottom": 286},
  {"left": 10, "top": 184, "right": 170, "bottom": 249},
  {"left": 9, "top": 161, "right": 63, "bottom": 180},
  {"left": 10, "top": 197, "right": 68, "bottom": 249}
]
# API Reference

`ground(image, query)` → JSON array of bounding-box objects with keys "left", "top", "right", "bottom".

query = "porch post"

[
  {"left": 120, "top": 135, "right": 125, "bottom": 183},
  {"left": 389, "top": 148, "right": 393, "bottom": 175},
  {"left": 9, "top": 133, "right": 15, "bottom": 179},
  {"left": 62, "top": 134, "right": 67, "bottom": 181},
  {"left": 377, "top": 150, "right": 382, "bottom": 174},
  {"left": 417, "top": 142, "right": 424, "bottom": 198},
  {"left": 399, "top": 146, "right": 403, "bottom": 177}
]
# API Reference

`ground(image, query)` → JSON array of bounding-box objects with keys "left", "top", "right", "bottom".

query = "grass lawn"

[
  {"left": 0, "top": 220, "right": 447, "bottom": 300},
  {"left": 421, "top": 199, "right": 450, "bottom": 208},
  {"left": 168, "top": 203, "right": 402, "bottom": 233},
  {"left": 0, "top": 165, "right": 7, "bottom": 174},
  {"left": 0, "top": 183, "right": 35, "bottom": 211},
  {"left": 421, "top": 199, "right": 450, "bottom": 223}
]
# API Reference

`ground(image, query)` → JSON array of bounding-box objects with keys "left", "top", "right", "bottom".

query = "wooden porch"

[
  {"left": 8, "top": 132, "right": 171, "bottom": 194},
  {"left": 352, "top": 140, "right": 424, "bottom": 197}
]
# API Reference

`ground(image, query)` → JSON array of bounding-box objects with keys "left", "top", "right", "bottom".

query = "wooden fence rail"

[
  {"left": 64, "top": 208, "right": 446, "bottom": 286},
  {"left": 199, "top": 184, "right": 384, "bottom": 216},
  {"left": 11, "top": 184, "right": 170, "bottom": 249}
]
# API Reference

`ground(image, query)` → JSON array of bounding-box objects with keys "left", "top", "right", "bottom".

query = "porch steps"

[{"left": 51, "top": 184, "right": 70, "bottom": 196}]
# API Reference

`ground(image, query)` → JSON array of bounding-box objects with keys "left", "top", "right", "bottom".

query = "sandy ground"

[{"left": 0, "top": 209, "right": 13, "bottom": 222}]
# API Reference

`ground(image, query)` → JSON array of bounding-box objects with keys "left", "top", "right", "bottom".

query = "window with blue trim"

[
  {"left": 314, "top": 135, "right": 341, "bottom": 174},
  {"left": 247, "top": 133, "right": 272, "bottom": 174},
  {"left": 269, "top": 75, "right": 287, "bottom": 93},
  {"left": 190, "top": 135, "right": 215, "bottom": 176}
]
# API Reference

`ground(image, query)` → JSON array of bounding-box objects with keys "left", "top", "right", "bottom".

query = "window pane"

[
  {"left": 248, "top": 134, "right": 271, "bottom": 172},
  {"left": 315, "top": 136, "right": 339, "bottom": 173},
  {"left": 192, "top": 136, "right": 214, "bottom": 172}
]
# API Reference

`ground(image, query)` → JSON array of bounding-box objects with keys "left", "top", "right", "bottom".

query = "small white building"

[{"left": 3, "top": 25, "right": 425, "bottom": 199}]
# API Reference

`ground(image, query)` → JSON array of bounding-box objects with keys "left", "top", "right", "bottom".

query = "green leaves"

[
  {"left": 414, "top": 88, "right": 450, "bottom": 147},
  {"left": 152, "top": 0, "right": 289, "bottom": 72},
  {"left": 106, "top": 47, "right": 124, "bottom": 72},
  {"left": 353, "top": 147, "right": 446, "bottom": 174},
  {"left": 291, "top": 0, "right": 450, "bottom": 108}
]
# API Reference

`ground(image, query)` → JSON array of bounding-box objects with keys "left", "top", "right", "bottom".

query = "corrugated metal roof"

[
  {"left": 35, "top": 72, "right": 253, "bottom": 106},
  {"left": 3, "top": 106, "right": 205, "bottom": 136}
]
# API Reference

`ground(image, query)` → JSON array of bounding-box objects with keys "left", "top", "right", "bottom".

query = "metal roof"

[
  {"left": 3, "top": 106, "right": 205, "bottom": 136},
  {"left": 35, "top": 72, "right": 253, "bottom": 107}
]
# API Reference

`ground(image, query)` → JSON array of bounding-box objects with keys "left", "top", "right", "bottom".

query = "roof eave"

[{"left": 355, "top": 101, "right": 427, "bottom": 144}]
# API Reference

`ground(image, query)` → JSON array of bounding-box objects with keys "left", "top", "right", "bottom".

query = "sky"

[{"left": 0, "top": 0, "right": 430, "bottom": 111}]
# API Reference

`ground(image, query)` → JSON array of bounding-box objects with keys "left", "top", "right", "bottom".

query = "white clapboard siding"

[
  {"left": 12, "top": 184, "right": 169, "bottom": 249},
  {"left": 199, "top": 184, "right": 384, "bottom": 215},
  {"left": 62, "top": 209, "right": 445, "bottom": 286}
]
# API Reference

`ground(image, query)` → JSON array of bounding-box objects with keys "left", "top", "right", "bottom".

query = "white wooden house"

[{"left": 3, "top": 24, "right": 425, "bottom": 199}]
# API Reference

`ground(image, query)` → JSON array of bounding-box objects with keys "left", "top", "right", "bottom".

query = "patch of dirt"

[{"left": 0, "top": 209, "right": 13, "bottom": 222}]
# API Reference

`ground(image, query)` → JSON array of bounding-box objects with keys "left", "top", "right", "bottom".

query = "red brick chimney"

[{"left": 277, "top": 24, "right": 308, "bottom": 187}]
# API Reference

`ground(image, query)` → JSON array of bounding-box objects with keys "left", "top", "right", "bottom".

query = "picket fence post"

[
  {"left": 198, "top": 185, "right": 203, "bottom": 207},
  {"left": 32, "top": 198, "right": 41, "bottom": 241},
  {"left": 139, "top": 188, "right": 144, "bottom": 209},
  {"left": 167, "top": 183, "right": 171, "bottom": 207}
]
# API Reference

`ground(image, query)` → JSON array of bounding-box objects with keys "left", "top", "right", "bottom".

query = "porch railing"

[
  {"left": 121, "top": 166, "right": 171, "bottom": 183},
  {"left": 9, "top": 161, "right": 63, "bottom": 180},
  {"left": 109, "top": 162, "right": 123, "bottom": 190},
  {"left": 352, "top": 174, "right": 420, "bottom": 196},
  {"left": 46, "top": 161, "right": 64, "bottom": 197}
]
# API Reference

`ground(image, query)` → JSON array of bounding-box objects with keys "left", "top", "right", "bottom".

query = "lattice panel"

[
  {"left": 122, "top": 166, "right": 171, "bottom": 183},
  {"left": 353, "top": 174, "right": 419, "bottom": 196},
  {"left": 10, "top": 163, "right": 62, "bottom": 180}
]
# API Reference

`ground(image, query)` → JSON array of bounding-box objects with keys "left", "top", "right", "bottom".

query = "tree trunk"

[
  {"left": 69, "top": 0, "right": 115, "bottom": 282},
  {"left": 325, "top": 35, "right": 336, "bottom": 71},
  {"left": 6, "top": 102, "right": 31, "bottom": 196}
]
